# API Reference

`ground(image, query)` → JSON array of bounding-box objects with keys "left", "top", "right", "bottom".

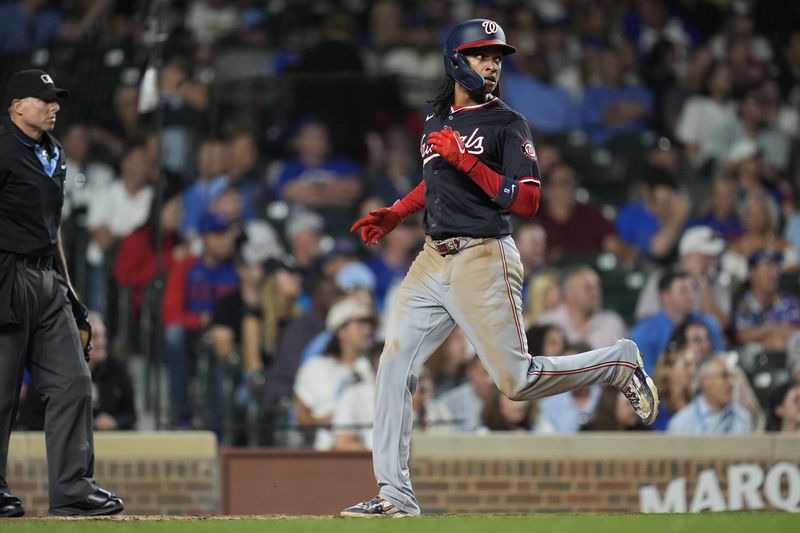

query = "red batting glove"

[
  {"left": 350, "top": 207, "right": 401, "bottom": 247},
  {"left": 427, "top": 129, "right": 478, "bottom": 174}
]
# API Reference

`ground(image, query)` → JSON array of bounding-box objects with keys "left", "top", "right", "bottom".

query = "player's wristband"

[{"left": 492, "top": 176, "right": 519, "bottom": 209}]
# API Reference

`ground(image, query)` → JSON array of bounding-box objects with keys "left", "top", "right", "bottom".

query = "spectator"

[
  {"left": 766, "top": 381, "right": 800, "bottom": 432},
  {"left": 161, "top": 213, "right": 239, "bottom": 427},
  {"left": 688, "top": 176, "right": 743, "bottom": 243},
  {"left": 438, "top": 355, "right": 493, "bottom": 433},
  {"left": 615, "top": 170, "right": 690, "bottom": 263},
  {"left": 426, "top": 327, "right": 473, "bottom": 397},
  {"left": 727, "top": 190, "right": 797, "bottom": 280},
  {"left": 581, "top": 47, "right": 653, "bottom": 145},
  {"left": 525, "top": 324, "right": 567, "bottom": 357},
  {"left": 524, "top": 266, "right": 562, "bottom": 325},
  {"left": 60, "top": 123, "right": 114, "bottom": 221},
  {"left": 91, "top": 84, "right": 146, "bottom": 161},
  {"left": 284, "top": 209, "right": 326, "bottom": 271},
  {"left": 334, "top": 354, "right": 452, "bottom": 451},
  {"left": 273, "top": 119, "right": 362, "bottom": 233},
  {"left": 114, "top": 191, "right": 186, "bottom": 322},
  {"left": 513, "top": 222, "right": 548, "bottom": 305},
  {"left": 0, "top": 0, "right": 61, "bottom": 53},
  {"left": 675, "top": 61, "right": 736, "bottom": 170},
  {"left": 622, "top": 0, "right": 697, "bottom": 60},
  {"left": 630, "top": 269, "right": 724, "bottom": 374},
  {"left": 227, "top": 132, "right": 268, "bottom": 219},
  {"left": 365, "top": 130, "right": 417, "bottom": 207},
  {"left": 537, "top": 266, "right": 627, "bottom": 350},
  {"left": 241, "top": 257, "right": 303, "bottom": 378},
  {"left": 181, "top": 138, "right": 230, "bottom": 244},
  {"left": 716, "top": 89, "right": 791, "bottom": 177},
  {"left": 635, "top": 226, "right": 731, "bottom": 328},
  {"left": 85, "top": 143, "right": 154, "bottom": 313},
  {"left": 185, "top": 0, "right": 238, "bottom": 46},
  {"left": 536, "top": 343, "right": 602, "bottom": 433},
  {"left": 582, "top": 387, "right": 646, "bottom": 431},
  {"left": 364, "top": 215, "right": 421, "bottom": 311},
  {"left": 651, "top": 343, "right": 698, "bottom": 431},
  {"left": 503, "top": 49, "right": 579, "bottom": 134},
  {"left": 85, "top": 313, "right": 136, "bottom": 431},
  {"left": 479, "top": 386, "right": 540, "bottom": 433},
  {"left": 294, "top": 299, "right": 376, "bottom": 450},
  {"left": 536, "top": 164, "right": 631, "bottom": 263},
  {"left": 668, "top": 318, "right": 765, "bottom": 430},
  {"left": 667, "top": 355, "right": 753, "bottom": 434},
  {"left": 733, "top": 249, "right": 800, "bottom": 352},
  {"left": 261, "top": 275, "right": 340, "bottom": 444}
]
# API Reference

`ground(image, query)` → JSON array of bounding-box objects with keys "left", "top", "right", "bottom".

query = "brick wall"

[
  {"left": 7, "top": 432, "right": 218, "bottom": 516},
  {"left": 409, "top": 434, "right": 800, "bottom": 514}
]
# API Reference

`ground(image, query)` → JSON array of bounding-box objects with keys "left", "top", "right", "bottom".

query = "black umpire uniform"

[{"left": 0, "top": 70, "right": 123, "bottom": 517}]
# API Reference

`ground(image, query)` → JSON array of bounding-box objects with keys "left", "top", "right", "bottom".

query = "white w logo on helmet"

[{"left": 481, "top": 20, "right": 498, "bottom": 34}]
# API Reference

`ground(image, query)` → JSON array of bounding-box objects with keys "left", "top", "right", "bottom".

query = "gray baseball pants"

[{"left": 373, "top": 236, "right": 639, "bottom": 515}]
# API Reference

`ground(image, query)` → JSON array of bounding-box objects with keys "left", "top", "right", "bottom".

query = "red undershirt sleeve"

[
  {"left": 466, "top": 159, "right": 540, "bottom": 219},
  {"left": 392, "top": 180, "right": 426, "bottom": 220}
]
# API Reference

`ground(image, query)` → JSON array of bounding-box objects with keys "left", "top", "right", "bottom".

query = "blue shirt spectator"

[
  {"left": 581, "top": 49, "right": 652, "bottom": 144},
  {"left": 502, "top": 55, "right": 579, "bottom": 134},
  {"left": 629, "top": 270, "right": 723, "bottom": 374},
  {"left": 667, "top": 395, "right": 752, "bottom": 434},
  {"left": 631, "top": 310, "right": 723, "bottom": 375},
  {"left": 536, "top": 386, "right": 601, "bottom": 433},
  {"left": 615, "top": 170, "right": 687, "bottom": 262},
  {"left": 615, "top": 201, "right": 660, "bottom": 258},
  {"left": 667, "top": 356, "right": 752, "bottom": 434},
  {"left": 0, "top": 1, "right": 61, "bottom": 52},
  {"left": 181, "top": 139, "right": 230, "bottom": 236}
]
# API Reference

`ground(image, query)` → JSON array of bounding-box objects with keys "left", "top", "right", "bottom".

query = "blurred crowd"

[{"left": 6, "top": 0, "right": 800, "bottom": 445}]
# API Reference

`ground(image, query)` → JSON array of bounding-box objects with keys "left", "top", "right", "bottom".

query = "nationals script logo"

[
  {"left": 482, "top": 20, "right": 498, "bottom": 34},
  {"left": 421, "top": 128, "right": 485, "bottom": 165}
]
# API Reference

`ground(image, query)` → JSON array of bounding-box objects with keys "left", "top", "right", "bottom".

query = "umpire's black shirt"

[{"left": 0, "top": 115, "right": 66, "bottom": 255}]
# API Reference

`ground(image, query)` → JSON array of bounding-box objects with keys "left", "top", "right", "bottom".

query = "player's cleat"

[
  {"left": 340, "top": 497, "right": 410, "bottom": 518},
  {"left": 620, "top": 347, "right": 659, "bottom": 426}
]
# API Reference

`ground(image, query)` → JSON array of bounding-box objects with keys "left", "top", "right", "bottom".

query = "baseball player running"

[{"left": 340, "top": 19, "right": 658, "bottom": 518}]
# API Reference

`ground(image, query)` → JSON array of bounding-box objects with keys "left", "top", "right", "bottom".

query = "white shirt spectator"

[
  {"left": 85, "top": 180, "right": 152, "bottom": 266},
  {"left": 294, "top": 355, "right": 374, "bottom": 450},
  {"left": 537, "top": 304, "right": 627, "bottom": 350},
  {"left": 676, "top": 96, "right": 736, "bottom": 167},
  {"left": 333, "top": 381, "right": 453, "bottom": 450},
  {"left": 437, "top": 382, "right": 484, "bottom": 432}
]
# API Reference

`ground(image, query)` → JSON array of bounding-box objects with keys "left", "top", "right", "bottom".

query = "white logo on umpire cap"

[
  {"left": 40, "top": 74, "right": 53, "bottom": 85},
  {"left": 482, "top": 21, "right": 498, "bottom": 34}
]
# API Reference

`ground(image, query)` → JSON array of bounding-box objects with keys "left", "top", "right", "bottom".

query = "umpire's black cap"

[{"left": 4, "top": 69, "right": 69, "bottom": 108}]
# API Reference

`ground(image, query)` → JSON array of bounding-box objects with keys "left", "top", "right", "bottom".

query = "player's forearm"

[
  {"left": 461, "top": 158, "right": 540, "bottom": 219},
  {"left": 392, "top": 180, "right": 425, "bottom": 219}
]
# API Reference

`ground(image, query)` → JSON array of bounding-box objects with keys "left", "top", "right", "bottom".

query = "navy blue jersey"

[{"left": 420, "top": 97, "right": 540, "bottom": 239}]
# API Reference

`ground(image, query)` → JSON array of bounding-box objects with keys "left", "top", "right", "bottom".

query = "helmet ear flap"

[{"left": 445, "top": 51, "right": 485, "bottom": 92}]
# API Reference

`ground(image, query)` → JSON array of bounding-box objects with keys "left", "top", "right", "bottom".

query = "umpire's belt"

[
  {"left": 20, "top": 254, "right": 55, "bottom": 270},
  {"left": 429, "top": 236, "right": 470, "bottom": 256}
]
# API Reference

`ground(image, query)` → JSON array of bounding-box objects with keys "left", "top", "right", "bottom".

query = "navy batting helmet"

[{"left": 444, "top": 19, "right": 516, "bottom": 92}]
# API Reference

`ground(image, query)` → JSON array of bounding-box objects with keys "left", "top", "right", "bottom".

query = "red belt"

[{"left": 433, "top": 237, "right": 468, "bottom": 256}]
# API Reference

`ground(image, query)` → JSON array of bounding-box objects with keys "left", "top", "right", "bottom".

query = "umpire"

[{"left": 0, "top": 70, "right": 123, "bottom": 517}]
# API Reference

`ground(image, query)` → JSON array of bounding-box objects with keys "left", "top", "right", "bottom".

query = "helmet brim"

[{"left": 454, "top": 40, "right": 516, "bottom": 55}]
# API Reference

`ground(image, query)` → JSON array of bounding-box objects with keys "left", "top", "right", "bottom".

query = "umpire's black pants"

[{"left": 0, "top": 259, "right": 98, "bottom": 508}]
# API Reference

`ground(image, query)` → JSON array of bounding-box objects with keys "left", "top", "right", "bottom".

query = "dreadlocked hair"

[
  {"left": 428, "top": 74, "right": 502, "bottom": 117},
  {"left": 429, "top": 75, "right": 455, "bottom": 118}
]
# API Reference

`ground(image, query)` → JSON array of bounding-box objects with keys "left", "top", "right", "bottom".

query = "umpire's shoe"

[
  {"left": 620, "top": 344, "right": 659, "bottom": 426},
  {"left": 50, "top": 488, "right": 124, "bottom": 517},
  {"left": 340, "top": 497, "right": 410, "bottom": 518},
  {"left": 0, "top": 491, "right": 24, "bottom": 518}
]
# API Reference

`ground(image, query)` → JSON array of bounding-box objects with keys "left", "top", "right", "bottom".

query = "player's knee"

[{"left": 497, "top": 379, "right": 525, "bottom": 401}]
